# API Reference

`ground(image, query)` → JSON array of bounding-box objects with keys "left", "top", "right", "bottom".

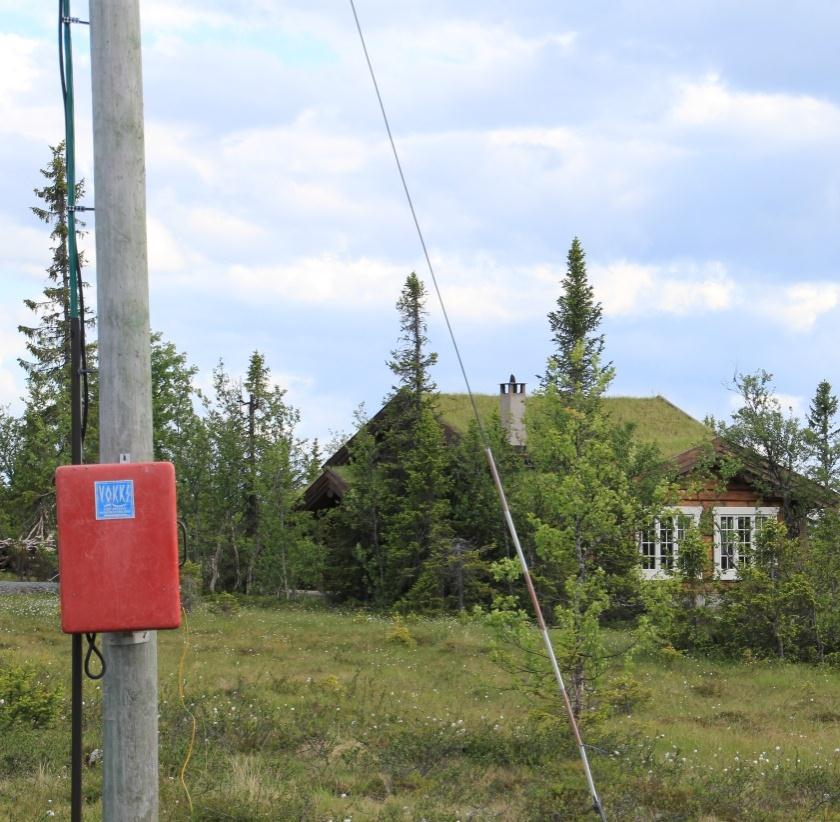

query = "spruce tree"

[
  {"left": 8, "top": 144, "right": 96, "bottom": 546},
  {"left": 322, "top": 407, "right": 388, "bottom": 603},
  {"left": 20, "top": 143, "right": 84, "bottom": 385},
  {"left": 242, "top": 351, "right": 304, "bottom": 594},
  {"left": 325, "top": 273, "right": 449, "bottom": 607},
  {"left": 380, "top": 274, "right": 450, "bottom": 606},
  {"left": 387, "top": 272, "right": 437, "bottom": 420},
  {"left": 543, "top": 237, "right": 608, "bottom": 393},
  {"left": 200, "top": 355, "right": 310, "bottom": 595},
  {"left": 806, "top": 380, "right": 840, "bottom": 490},
  {"left": 441, "top": 415, "right": 520, "bottom": 609}
]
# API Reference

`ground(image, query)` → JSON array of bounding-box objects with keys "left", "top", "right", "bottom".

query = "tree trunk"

[
  {"left": 245, "top": 535, "right": 261, "bottom": 594},
  {"left": 373, "top": 507, "right": 384, "bottom": 598},
  {"left": 230, "top": 521, "right": 241, "bottom": 592},
  {"left": 208, "top": 537, "right": 222, "bottom": 593},
  {"left": 575, "top": 519, "right": 586, "bottom": 581}
]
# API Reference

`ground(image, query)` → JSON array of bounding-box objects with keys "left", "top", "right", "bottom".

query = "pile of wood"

[{"left": 0, "top": 517, "right": 56, "bottom": 578}]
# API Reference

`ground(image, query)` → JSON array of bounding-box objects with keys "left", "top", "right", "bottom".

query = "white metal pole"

[{"left": 89, "top": 1, "right": 158, "bottom": 818}]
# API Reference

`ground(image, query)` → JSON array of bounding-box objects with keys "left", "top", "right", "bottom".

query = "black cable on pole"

[
  {"left": 69, "top": 314, "right": 83, "bottom": 822},
  {"left": 70, "top": 632, "right": 82, "bottom": 822},
  {"left": 84, "top": 634, "right": 105, "bottom": 680},
  {"left": 76, "top": 256, "right": 89, "bottom": 442},
  {"left": 178, "top": 520, "right": 189, "bottom": 567}
]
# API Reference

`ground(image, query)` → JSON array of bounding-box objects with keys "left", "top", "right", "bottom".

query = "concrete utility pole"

[{"left": 89, "top": 2, "right": 158, "bottom": 819}]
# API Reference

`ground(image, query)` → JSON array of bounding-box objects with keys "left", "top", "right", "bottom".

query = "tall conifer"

[
  {"left": 806, "top": 379, "right": 840, "bottom": 490},
  {"left": 543, "top": 237, "right": 608, "bottom": 393},
  {"left": 8, "top": 144, "right": 96, "bottom": 544},
  {"left": 379, "top": 273, "right": 450, "bottom": 605},
  {"left": 387, "top": 272, "right": 438, "bottom": 421}
]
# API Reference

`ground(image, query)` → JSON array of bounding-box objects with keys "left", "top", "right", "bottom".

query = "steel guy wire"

[{"left": 347, "top": 2, "right": 607, "bottom": 818}]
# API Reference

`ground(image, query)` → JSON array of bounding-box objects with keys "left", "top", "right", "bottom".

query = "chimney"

[{"left": 499, "top": 374, "right": 526, "bottom": 448}]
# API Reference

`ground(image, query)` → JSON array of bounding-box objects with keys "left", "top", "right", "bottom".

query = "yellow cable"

[{"left": 178, "top": 607, "right": 196, "bottom": 816}]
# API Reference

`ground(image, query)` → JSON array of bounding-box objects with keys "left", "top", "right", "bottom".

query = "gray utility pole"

[{"left": 89, "top": 2, "right": 159, "bottom": 819}]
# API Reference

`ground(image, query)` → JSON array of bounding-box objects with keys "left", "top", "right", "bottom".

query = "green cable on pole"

[{"left": 62, "top": 0, "right": 79, "bottom": 320}]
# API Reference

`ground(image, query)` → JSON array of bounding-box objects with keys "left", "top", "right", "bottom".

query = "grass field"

[{"left": 1, "top": 594, "right": 840, "bottom": 820}]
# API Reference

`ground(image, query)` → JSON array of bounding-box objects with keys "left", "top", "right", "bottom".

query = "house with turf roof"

[{"left": 302, "top": 376, "right": 796, "bottom": 582}]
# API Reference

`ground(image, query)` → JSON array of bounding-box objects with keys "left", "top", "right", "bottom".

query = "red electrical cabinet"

[{"left": 55, "top": 462, "right": 181, "bottom": 634}]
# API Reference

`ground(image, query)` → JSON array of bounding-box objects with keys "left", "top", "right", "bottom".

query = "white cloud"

[
  {"left": 727, "top": 390, "right": 804, "bottom": 418},
  {"left": 0, "top": 215, "right": 52, "bottom": 279},
  {"left": 228, "top": 254, "right": 403, "bottom": 306},
  {"left": 756, "top": 282, "right": 840, "bottom": 332},
  {"left": 147, "top": 216, "right": 187, "bottom": 273},
  {"left": 672, "top": 74, "right": 840, "bottom": 143},
  {"left": 482, "top": 125, "right": 685, "bottom": 216},
  {"left": 658, "top": 275, "right": 734, "bottom": 314},
  {"left": 590, "top": 260, "right": 735, "bottom": 317},
  {"left": 271, "top": 371, "right": 314, "bottom": 394},
  {"left": 141, "top": 2, "right": 235, "bottom": 32},
  {"left": 773, "top": 393, "right": 804, "bottom": 415},
  {"left": 0, "top": 305, "right": 27, "bottom": 411},
  {"left": 0, "top": 34, "right": 38, "bottom": 104},
  {"left": 0, "top": 369, "right": 18, "bottom": 405},
  {"left": 225, "top": 252, "right": 554, "bottom": 321},
  {"left": 0, "top": 34, "right": 63, "bottom": 143},
  {"left": 145, "top": 122, "right": 216, "bottom": 182},
  {"left": 378, "top": 21, "right": 577, "bottom": 74},
  {"left": 213, "top": 248, "right": 739, "bottom": 331},
  {"left": 426, "top": 256, "right": 551, "bottom": 322},
  {"left": 220, "top": 115, "right": 373, "bottom": 177},
  {"left": 221, "top": 250, "right": 737, "bottom": 327},
  {"left": 590, "top": 258, "right": 840, "bottom": 333},
  {"left": 187, "top": 207, "right": 268, "bottom": 244},
  {"left": 590, "top": 262, "right": 655, "bottom": 316}
]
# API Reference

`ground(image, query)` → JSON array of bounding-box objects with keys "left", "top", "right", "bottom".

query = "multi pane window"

[
  {"left": 714, "top": 508, "right": 777, "bottom": 579},
  {"left": 639, "top": 507, "right": 701, "bottom": 578},
  {"left": 718, "top": 515, "right": 751, "bottom": 571}
]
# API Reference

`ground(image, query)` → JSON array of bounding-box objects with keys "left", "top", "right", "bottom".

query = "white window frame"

[
  {"left": 639, "top": 506, "right": 702, "bottom": 579},
  {"left": 713, "top": 506, "right": 778, "bottom": 581}
]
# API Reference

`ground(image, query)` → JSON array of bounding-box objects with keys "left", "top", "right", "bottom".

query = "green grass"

[
  {"left": 435, "top": 393, "right": 500, "bottom": 435},
  {"left": 435, "top": 393, "right": 710, "bottom": 458},
  {"left": 603, "top": 396, "right": 712, "bottom": 457},
  {"left": 2, "top": 595, "right": 840, "bottom": 820}
]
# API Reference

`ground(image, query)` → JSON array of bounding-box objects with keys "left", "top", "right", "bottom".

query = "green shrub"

[
  {"left": 179, "top": 560, "right": 202, "bottom": 612},
  {"left": 0, "top": 663, "right": 61, "bottom": 728},
  {"left": 387, "top": 615, "right": 415, "bottom": 646},
  {"left": 206, "top": 592, "right": 240, "bottom": 615},
  {"left": 600, "top": 673, "right": 652, "bottom": 715}
]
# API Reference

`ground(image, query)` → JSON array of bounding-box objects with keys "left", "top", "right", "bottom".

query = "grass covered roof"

[{"left": 435, "top": 393, "right": 711, "bottom": 458}]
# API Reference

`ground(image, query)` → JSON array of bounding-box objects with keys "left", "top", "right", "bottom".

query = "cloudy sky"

[{"left": 3, "top": 1, "right": 840, "bottom": 441}]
